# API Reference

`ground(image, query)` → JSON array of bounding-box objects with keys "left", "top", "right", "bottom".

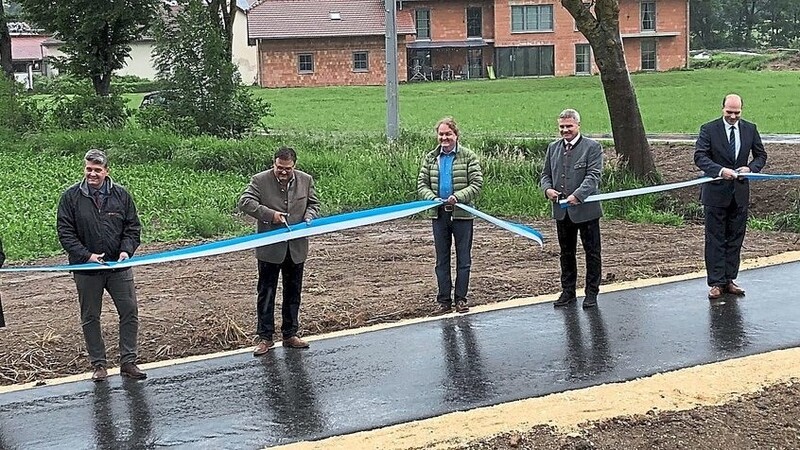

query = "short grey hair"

[
  {"left": 84, "top": 149, "right": 108, "bottom": 167},
  {"left": 559, "top": 109, "right": 581, "bottom": 123}
]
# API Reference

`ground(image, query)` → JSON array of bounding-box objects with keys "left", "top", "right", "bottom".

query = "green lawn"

[{"left": 246, "top": 69, "right": 800, "bottom": 135}]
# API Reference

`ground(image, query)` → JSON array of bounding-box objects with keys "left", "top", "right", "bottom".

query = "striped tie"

[{"left": 728, "top": 126, "right": 736, "bottom": 159}]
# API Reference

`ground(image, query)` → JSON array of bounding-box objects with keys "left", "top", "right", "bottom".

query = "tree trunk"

[
  {"left": 0, "top": 2, "right": 13, "bottom": 78},
  {"left": 91, "top": 73, "right": 112, "bottom": 96},
  {"left": 596, "top": 46, "right": 656, "bottom": 180},
  {"left": 562, "top": 0, "right": 657, "bottom": 180}
]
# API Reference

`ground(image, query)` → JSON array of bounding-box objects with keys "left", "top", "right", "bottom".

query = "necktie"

[
  {"left": 92, "top": 191, "right": 102, "bottom": 210},
  {"left": 728, "top": 126, "right": 736, "bottom": 159},
  {"left": 564, "top": 142, "right": 572, "bottom": 154}
]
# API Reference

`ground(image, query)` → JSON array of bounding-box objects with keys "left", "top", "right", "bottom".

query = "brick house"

[
  {"left": 248, "top": 0, "right": 416, "bottom": 88},
  {"left": 248, "top": 0, "right": 688, "bottom": 87}
]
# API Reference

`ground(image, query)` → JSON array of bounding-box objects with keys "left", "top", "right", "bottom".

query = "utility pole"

[{"left": 385, "top": 0, "right": 399, "bottom": 139}]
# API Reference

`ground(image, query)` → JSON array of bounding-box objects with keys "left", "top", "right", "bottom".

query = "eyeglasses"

[{"left": 275, "top": 165, "right": 295, "bottom": 173}]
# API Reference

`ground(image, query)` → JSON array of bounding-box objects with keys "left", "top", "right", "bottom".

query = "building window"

[
  {"left": 495, "top": 46, "right": 554, "bottom": 77},
  {"left": 641, "top": 39, "right": 656, "bottom": 70},
  {"left": 353, "top": 51, "right": 369, "bottom": 72},
  {"left": 416, "top": 9, "right": 431, "bottom": 39},
  {"left": 640, "top": 0, "right": 656, "bottom": 31},
  {"left": 511, "top": 5, "right": 554, "bottom": 32},
  {"left": 298, "top": 53, "right": 314, "bottom": 73},
  {"left": 575, "top": 44, "right": 591, "bottom": 74},
  {"left": 467, "top": 7, "right": 482, "bottom": 38}
]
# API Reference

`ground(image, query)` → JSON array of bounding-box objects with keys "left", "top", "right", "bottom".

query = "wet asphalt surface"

[{"left": 1, "top": 262, "right": 799, "bottom": 449}]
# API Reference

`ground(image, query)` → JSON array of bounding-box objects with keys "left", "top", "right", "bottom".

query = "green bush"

[
  {"left": 0, "top": 76, "right": 46, "bottom": 133},
  {"left": 690, "top": 53, "right": 776, "bottom": 71},
  {"left": 49, "top": 94, "right": 131, "bottom": 130},
  {"left": 32, "top": 74, "right": 164, "bottom": 95}
]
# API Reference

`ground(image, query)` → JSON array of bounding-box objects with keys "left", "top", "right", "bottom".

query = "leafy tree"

[
  {"left": 207, "top": 0, "right": 237, "bottom": 60},
  {"left": 0, "top": 1, "right": 12, "bottom": 77},
  {"left": 562, "top": 0, "right": 656, "bottom": 179},
  {"left": 18, "top": 0, "right": 162, "bottom": 95},
  {"left": 691, "top": 0, "right": 727, "bottom": 49},
  {"left": 148, "top": 0, "right": 270, "bottom": 138}
]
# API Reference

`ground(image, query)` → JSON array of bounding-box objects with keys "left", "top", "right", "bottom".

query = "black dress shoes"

[
  {"left": 553, "top": 292, "right": 577, "bottom": 307},
  {"left": 582, "top": 295, "right": 598, "bottom": 309}
]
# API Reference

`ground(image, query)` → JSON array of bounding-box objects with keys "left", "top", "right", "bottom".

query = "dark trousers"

[
  {"left": 432, "top": 213, "right": 474, "bottom": 305},
  {"left": 73, "top": 268, "right": 139, "bottom": 367},
  {"left": 556, "top": 216, "right": 602, "bottom": 298},
  {"left": 704, "top": 200, "right": 748, "bottom": 287},
  {"left": 0, "top": 293, "right": 5, "bottom": 328},
  {"left": 257, "top": 253, "right": 304, "bottom": 340}
]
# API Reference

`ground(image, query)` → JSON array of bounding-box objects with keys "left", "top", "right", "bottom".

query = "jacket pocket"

[{"left": 573, "top": 162, "right": 587, "bottom": 169}]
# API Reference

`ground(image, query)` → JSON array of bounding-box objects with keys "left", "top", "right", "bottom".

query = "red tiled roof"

[
  {"left": 10, "top": 35, "right": 48, "bottom": 61},
  {"left": 248, "top": 0, "right": 415, "bottom": 39}
]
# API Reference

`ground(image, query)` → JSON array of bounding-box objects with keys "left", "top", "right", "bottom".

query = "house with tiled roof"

[
  {"left": 248, "top": 0, "right": 688, "bottom": 87},
  {"left": 247, "top": 0, "right": 416, "bottom": 87}
]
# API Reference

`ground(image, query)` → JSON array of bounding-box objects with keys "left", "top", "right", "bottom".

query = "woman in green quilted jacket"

[{"left": 417, "top": 117, "right": 483, "bottom": 315}]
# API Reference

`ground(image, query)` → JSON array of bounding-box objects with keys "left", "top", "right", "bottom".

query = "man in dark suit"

[
  {"left": 694, "top": 94, "right": 767, "bottom": 300},
  {"left": 541, "top": 109, "right": 604, "bottom": 309},
  {"left": 239, "top": 147, "right": 320, "bottom": 356}
]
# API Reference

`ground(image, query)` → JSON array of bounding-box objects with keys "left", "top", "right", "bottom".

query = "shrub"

[
  {"left": 49, "top": 94, "right": 131, "bottom": 130},
  {"left": 32, "top": 74, "right": 164, "bottom": 95},
  {"left": 0, "top": 76, "right": 46, "bottom": 133},
  {"left": 149, "top": 0, "right": 273, "bottom": 138}
]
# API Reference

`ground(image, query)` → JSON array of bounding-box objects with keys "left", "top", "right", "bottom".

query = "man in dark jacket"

[
  {"left": 57, "top": 149, "right": 146, "bottom": 382},
  {"left": 695, "top": 94, "right": 767, "bottom": 300}
]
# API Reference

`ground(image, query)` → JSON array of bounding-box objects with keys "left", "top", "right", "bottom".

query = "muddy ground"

[{"left": 1, "top": 142, "right": 799, "bottom": 449}]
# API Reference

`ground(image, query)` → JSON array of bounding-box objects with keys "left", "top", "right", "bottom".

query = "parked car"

[{"left": 139, "top": 91, "right": 168, "bottom": 108}]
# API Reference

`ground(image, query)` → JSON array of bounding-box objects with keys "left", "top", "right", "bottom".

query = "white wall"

[
  {"left": 233, "top": 8, "right": 258, "bottom": 85},
  {"left": 117, "top": 41, "right": 157, "bottom": 80}
]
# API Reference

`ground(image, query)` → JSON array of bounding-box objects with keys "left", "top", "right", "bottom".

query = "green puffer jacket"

[{"left": 417, "top": 144, "right": 483, "bottom": 219}]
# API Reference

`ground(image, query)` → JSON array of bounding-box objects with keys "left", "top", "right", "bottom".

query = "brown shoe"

[
  {"left": 253, "top": 340, "right": 274, "bottom": 356},
  {"left": 91, "top": 365, "right": 108, "bottom": 382},
  {"left": 454, "top": 301, "right": 469, "bottom": 313},
  {"left": 725, "top": 281, "right": 745, "bottom": 295},
  {"left": 432, "top": 304, "right": 452, "bottom": 316},
  {"left": 120, "top": 363, "right": 147, "bottom": 380},
  {"left": 708, "top": 286, "right": 724, "bottom": 300},
  {"left": 282, "top": 336, "right": 309, "bottom": 349}
]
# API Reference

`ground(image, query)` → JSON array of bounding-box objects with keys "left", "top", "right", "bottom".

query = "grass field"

[{"left": 247, "top": 69, "right": 799, "bottom": 135}]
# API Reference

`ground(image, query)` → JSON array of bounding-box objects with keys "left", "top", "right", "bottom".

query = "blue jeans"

[{"left": 432, "top": 213, "right": 474, "bottom": 305}]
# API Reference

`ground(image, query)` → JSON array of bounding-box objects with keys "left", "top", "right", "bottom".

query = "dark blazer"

[
  {"left": 694, "top": 118, "right": 767, "bottom": 207},
  {"left": 238, "top": 169, "right": 320, "bottom": 264},
  {"left": 540, "top": 136, "right": 603, "bottom": 223}
]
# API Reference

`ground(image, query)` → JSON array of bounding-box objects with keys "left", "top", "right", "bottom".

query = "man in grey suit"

[
  {"left": 695, "top": 94, "right": 767, "bottom": 300},
  {"left": 541, "top": 109, "right": 603, "bottom": 309},
  {"left": 239, "top": 147, "right": 320, "bottom": 356}
]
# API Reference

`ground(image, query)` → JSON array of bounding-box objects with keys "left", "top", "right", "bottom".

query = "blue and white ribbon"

[
  {"left": 740, "top": 173, "right": 800, "bottom": 180},
  {"left": 559, "top": 177, "right": 718, "bottom": 208},
  {"left": 0, "top": 201, "right": 544, "bottom": 273},
  {"left": 457, "top": 204, "right": 543, "bottom": 246},
  {"left": 558, "top": 172, "right": 800, "bottom": 208}
]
